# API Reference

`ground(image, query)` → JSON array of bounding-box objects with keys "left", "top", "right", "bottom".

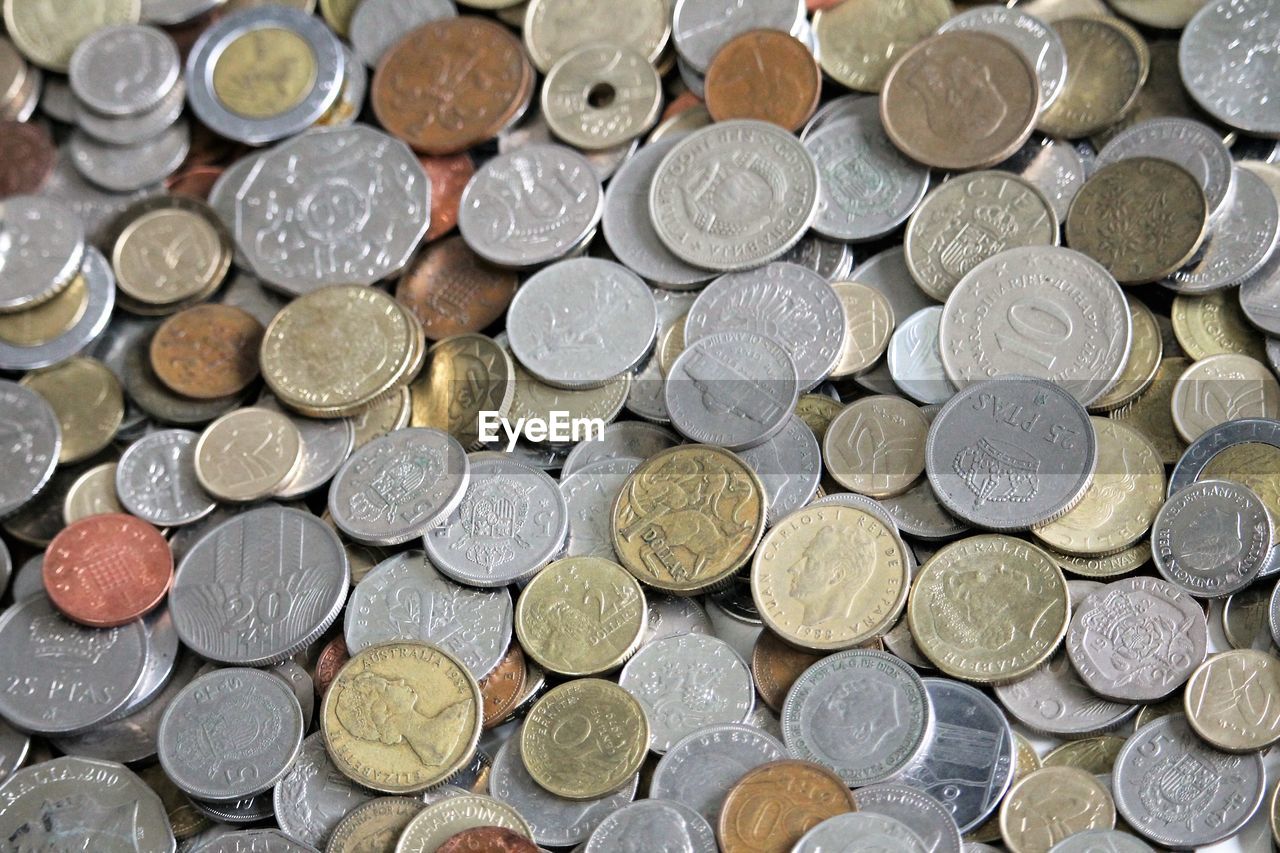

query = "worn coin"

[
  {"left": 396, "top": 794, "right": 532, "bottom": 853},
  {"left": 717, "top": 759, "right": 857, "bottom": 853},
  {"left": 395, "top": 238, "right": 518, "bottom": 342},
  {"left": 150, "top": 304, "right": 263, "bottom": 400},
  {"left": 115, "top": 429, "right": 216, "bottom": 527},
  {"left": 1153, "top": 479, "right": 1272, "bottom": 597},
  {"left": 194, "top": 407, "right": 303, "bottom": 502},
  {"left": 1039, "top": 16, "right": 1148, "bottom": 139},
  {"left": 1000, "top": 766, "right": 1115, "bottom": 853},
  {"left": 326, "top": 796, "right": 423, "bottom": 853},
  {"left": 811, "top": 0, "right": 951, "bottom": 93}
]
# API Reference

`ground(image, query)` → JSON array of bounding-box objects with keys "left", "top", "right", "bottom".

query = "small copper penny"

[
  {"left": 0, "top": 120, "right": 55, "bottom": 198},
  {"left": 372, "top": 17, "right": 534, "bottom": 156},
  {"left": 751, "top": 630, "right": 822, "bottom": 713},
  {"left": 43, "top": 514, "right": 173, "bottom": 628},
  {"left": 479, "top": 642, "right": 528, "bottom": 729},
  {"left": 437, "top": 827, "right": 538, "bottom": 853},
  {"left": 419, "top": 153, "right": 475, "bottom": 242},
  {"left": 149, "top": 304, "right": 265, "bottom": 399},
  {"left": 705, "top": 30, "right": 822, "bottom": 132},
  {"left": 395, "top": 235, "right": 519, "bottom": 341},
  {"left": 718, "top": 760, "right": 857, "bottom": 853},
  {"left": 166, "top": 166, "right": 224, "bottom": 200},
  {"left": 313, "top": 635, "right": 349, "bottom": 697}
]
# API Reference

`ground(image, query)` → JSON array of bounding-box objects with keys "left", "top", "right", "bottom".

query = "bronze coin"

[
  {"left": 880, "top": 30, "right": 1040, "bottom": 171},
  {"left": 149, "top": 303, "right": 265, "bottom": 399},
  {"left": 0, "top": 120, "right": 54, "bottom": 198},
  {"left": 394, "top": 235, "right": 519, "bottom": 341},
  {"left": 313, "top": 634, "right": 349, "bottom": 698},
  {"left": 705, "top": 30, "right": 822, "bottom": 132},
  {"left": 372, "top": 17, "right": 534, "bottom": 156},
  {"left": 479, "top": 642, "right": 528, "bottom": 730},
  {"left": 419, "top": 153, "right": 475, "bottom": 242},
  {"left": 166, "top": 165, "right": 224, "bottom": 200},
  {"left": 751, "top": 630, "right": 822, "bottom": 713},
  {"left": 436, "top": 827, "right": 538, "bottom": 853},
  {"left": 44, "top": 514, "right": 173, "bottom": 628},
  {"left": 718, "top": 760, "right": 857, "bottom": 853}
]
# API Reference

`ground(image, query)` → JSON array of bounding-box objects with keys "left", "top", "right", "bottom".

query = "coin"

[
  {"left": 1182, "top": 649, "right": 1280, "bottom": 752},
  {"left": 812, "top": 0, "right": 951, "bottom": 93},
  {"left": 114, "top": 429, "right": 216, "bottom": 527},
  {"left": 995, "top": 633, "right": 1137, "bottom": 739},
  {"left": 19, "top": 356, "right": 122, "bottom": 465},
  {"left": 194, "top": 407, "right": 303, "bottom": 502},
  {"left": 0, "top": 120, "right": 53, "bottom": 198},
  {"left": 1153, "top": 479, "right": 1272, "bottom": 597},
  {"left": 524, "top": 0, "right": 669, "bottom": 74},
  {"left": 272, "top": 733, "right": 376, "bottom": 849},
  {"left": 585, "top": 799, "right": 717, "bottom": 853},
  {"left": 1039, "top": 16, "right": 1148, "bottom": 139},
  {"left": 1172, "top": 288, "right": 1266, "bottom": 361},
  {"left": 62, "top": 461, "right": 123, "bottom": 525},
  {"left": 149, "top": 304, "right": 263, "bottom": 399},
  {"left": 110, "top": 196, "right": 230, "bottom": 311},
  {"left": 542, "top": 44, "right": 661, "bottom": 150},
  {"left": 397, "top": 794, "right": 533, "bottom": 853},
  {"left": 671, "top": 0, "right": 799, "bottom": 75},
  {"left": 43, "top": 513, "right": 170, "bottom": 627},
  {"left": 794, "top": 813, "right": 929, "bottom": 853},
  {"left": 0, "top": 273, "right": 88, "bottom": 349},
  {"left": 69, "top": 23, "right": 178, "bottom": 116},
  {"left": 395, "top": 238, "right": 518, "bottom": 342},
  {"left": 650, "top": 723, "right": 787, "bottom": 824},
  {"left": 1181, "top": 0, "right": 1280, "bottom": 138},
  {"left": 824, "top": 395, "right": 928, "bottom": 497},
  {"left": 717, "top": 759, "right": 857, "bottom": 853},
  {"left": 939, "top": 6, "right": 1067, "bottom": 112},
  {"left": 1172, "top": 354, "right": 1280, "bottom": 443},
  {"left": 327, "top": 797, "right": 423, "bottom": 853},
  {"left": 0, "top": 196, "right": 85, "bottom": 314},
  {"left": 853, "top": 784, "right": 961, "bottom": 853},
  {"left": 1097, "top": 119, "right": 1235, "bottom": 221},
  {"left": 437, "top": 828, "right": 538, "bottom": 853},
  {"left": 703, "top": 30, "right": 820, "bottom": 132},
  {"left": 1090, "top": 298, "right": 1163, "bottom": 413},
  {"left": 4, "top": 0, "right": 140, "bottom": 72},
  {"left": 1000, "top": 766, "right": 1115, "bottom": 852}
]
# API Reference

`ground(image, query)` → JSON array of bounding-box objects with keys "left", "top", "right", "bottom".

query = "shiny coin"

[
  {"left": 1172, "top": 354, "right": 1280, "bottom": 443},
  {"left": 828, "top": 282, "right": 894, "bottom": 379},
  {"left": 824, "top": 395, "right": 928, "bottom": 497},
  {"left": 194, "top": 407, "right": 303, "bottom": 502},
  {"left": 1152, "top": 479, "right": 1272, "bottom": 597},
  {"left": 717, "top": 759, "right": 857, "bottom": 853},
  {"left": 649, "top": 722, "right": 787, "bottom": 824},
  {"left": 1000, "top": 766, "right": 1115, "bottom": 853},
  {"left": 585, "top": 799, "right": 717, "bottom": 853},
  {"left": 19, "top": 356, "right": 122, "bottom": 465},
  {"left": 1184, "top": 649, "right": 1280, "bottom": 752},
  {"left": 560, "top": 457, "right": 641, "bottom": 559},
  {"left": 0, "top": 196, "right": 84, "bottom": 314},
  {"left": 397, "top": 794, "right": 532, "bottom": 853},
  {"left": 811, "top": 0, "right": 951, "bottom": 93},
  {"left": 273, "top": 732, "right": 375, "bottom": 849},
  {"left": 793, "top": 812, "right": 928, "bottom": 853},
  {"left": 543, "top": 44, "right": 662, "bottom": 150},
  {"left": 115, "top": 428, "right": 216, "bottom": 527},
  {"left": 938, "top": 6, "right": 1066, "bottom": 112},
  {"left": 1180, "top": 0, "right": 1280, "bottom": 138},
  {"left": 44, "top": 513, "right": 171, "bottom": 628},
  {"left": 1095, "top": 118, "right": 1235, "bottom": 220},
  {"left": 64, "top": 462, "right": 124, "bottom": 524},
  {"left": 149, "top": 304, "right": 263, "bottom": 400},
  {"left": 887, "top": 306, "right": 954, "bottom": 405},
  {"left": 69, "top": 23, "right": 178, "bottom": 116},
  {"left": 1039, "top": 16, "right": 1148, "bottom": 139}
]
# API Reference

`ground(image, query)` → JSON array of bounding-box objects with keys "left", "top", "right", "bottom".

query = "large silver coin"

[
  {"left": 231, "top": 126, "right": 429, "bottom": 296},
  {"left": 328, "top": 427, "right": 470, "bottom": 546},
  {"left": 0, "top": 757, "right": 175, "bottom": 853},
  {"left": 560, "top": 457, "right": 642, "bottom": 560},
  {"left": 1095, "top": 118, "right": 1236, "bottom": 218},
  {"left": 782, "top": 649, "right": 931, "bottom": 787},
  {"left": 1174, "top": 165, "right": 1280, "bottom": 295},
  {"left": 939, "top": 246, "right": 1131, "bottom": 406},
  {"left": 793, "top": 812, "right": 929, "bottom": 853},
  {"left": 649, "top": 120, "right": 819, "bottom": 272},
  {"left": 115, "top": 429, "right": 217, "bottom": 527},
  {"left": 584, "top": 798, "right": 717, "bottom": 853},
  {"left": 852, "top": 784, "right": 962, "bottom": 853},
  {"left": 170, "top": 506, "right": 349, "bottom": 665},
  {"left": 0, "top": 380, "right": 60, "bottom": 518},
  {"left": 938, "top": 6, "right": 1067, "bottom": 112},
  {"left": 925, "top": 377, "right": 1098, "bottom": 531},
  {"left": 0, "top": 244, "right": 117, "bottom": 372},
  {"left": 69, "top": 24, "right": 180, "bottom": 116},
  {"left": 1152, "top": 479, "right": 1272, "bottom": 597},
  {"left": 119, "top": 608, "right": 181, "bottom": 716},
  {"left": 737, "top": 413, "right": 822, "bottom": 526},
  {"left": 1180, "top": 0, "right": 1280, "bottom": 138},
  {"left": 273, "top": 732, "right": 376, "bottom": 849},
  {"left": 344, "top": 550, "right": 512, "bottom": 679},
  {"left": 649, "top": 722, "right": 787, "bottom": 824},
  {"left": 0, "top": 196, "right": 84, "bottom": 313}
]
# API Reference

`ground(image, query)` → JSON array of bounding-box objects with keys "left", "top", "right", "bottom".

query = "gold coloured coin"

[
  {"left": 794, "top": 394, "right": 844, "bottom": 446},
  {"left": 514, "top": 556, "right": 647, "bottom": 676},
  {"left": 657, "top": 313, "right": 687, "bottom": 376},
  {"left": 1172, "top": 354, "right": 1280, "bottom": 443},
  {"left": 828, "top": 282, "right": 893, "bottom": 378},
  {"left": 1047, "top": 540, "right": 1152, "bottom": 579},
  {"left": 319, "top": 0, "right": 360, "bottom": 37},
  {"left": 111, "top": 200, "right": 232, "bottom": 310},
  {"left": 1042, "top": 735, "right": 1126, "bottom": 775},
  {"left": 410, "top": 334, "right": 515, "bottom": 450},
  {"left": 20, "top": 357, "right": 123, "bottom": 465},
  {"left": 1222, "top": 584, "right": 1273, "bottom": 651},
  {"left": 326, "top": 797, "right": 423, "bottom": 853},
  {"left": 1093, "top": 41, "right": 1219, "bottom": 148},
  {"left": 1089, "top": 297, "right": 1162, "bottom": 412},
  {"left": 1134, "top": 696, "right": 1184, "bottom": 729},
  {"left": 519, "top": 678, "right": 648, "bottom": 799},
  {"left": 813, "top": 0, "right": 953, "bottom": 93},
  {"left": 1033, "top": 418, "right": 1164, "bottom": 557},
  {"left": 523, "top": 0, "right": 670, "bottom": 74},
  {"left": 0, "top": 274, "right": 89, "bottom": 347},
  {"left": 322, "top": 641, "right": 482, "bottom": 794},
  {"left": 751, "top": 503, "right": 908, "bottom": 651},
  {"left": 611, "top": 445, "right": 767, "bottom": 595},
  {"left": 507, "top": 360, "right": 628, "bottom": 440},
  {"left": 212, "top": 27, "right": 318, "bottom": 119},
  {"left": 822, "top": 395, "right": 928, "bottom": 498},
  {"left": 1172, "top": 289, "right": 1267, "bottom": 361},
  {"left": 1038, "top": 16, "right": 1149, "bottom": 139},
  {"left": 397, "top": 795, "right": 532, "bottom": 853},
  {"left": 353, "top": 386, "right": 413, "bottom": 448},
  {"left": 63, "top": 462, "right": 125, "bottom": 526},
  {"left": 1184, "top": 650, "right": 1280, "bottom": 752},
  {"left": 3, "top": 0, "right": 139, "bottom": 72},
  {"left": 194, "top": 407, "right": 303, "bottom": 502},
  {"left": 1108, "top": 357, "right": 1190, "bottom": 466},
  {"left": 908, "top": 535, "right": 1070, "bottom": 683},
  {"left": 966, "top": 734, "right": 1042, "bottom": 844},
  {"left": 1109, "top": 0, "right": 1206, "bottom": 29},
  {"left": 1201, "top": 441, "right": 1280, "bottom": 522},
  {"left": 1000, "top": 766, "right": 1115, "bottom": 852}
]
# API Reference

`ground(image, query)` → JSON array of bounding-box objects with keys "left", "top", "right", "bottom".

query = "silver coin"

[
  {"left": 664, "top": 329, "right": 800, "bottom": 451},
  {"left": 671, "top": 0, "right": 801, "bottom": 72},
  {"left": 121, "top": 607, "right": 182, "bottom": 716},
  {"left": 141, "top": 0, "right": 223, "bottom": 25},
  {"left": 880, "top": 478, "right": 968, "bottom": 541},
  {"left": 809, "top": 491, "right": 901, "bottom": 537},
  {"left": 619, "top": 633, "right": 754, "bottom": 753},
  {"left": 77, "top": 77, "right": 188, "bottom": 147},
  {"left": 643, "top": 594, "right": 713, "bottom": 645},
  {"left": 1268, "top": 579, "right": 1280, "bottom": 648},
  {"left": 10, "top": 554, "right": 44, "bottom": 602},
  {"left": 777, "top": 233, "right": 856, "bottom": 281},
  {"left": 560, "top": 421, "right": 678, "bottom": 477},
  {"left": 425, "top": 455, "right": 568, "bottom": 586},
  {"left": 68, "top": 120, "right": 189, "bottom": 192},
  {"left": 349, "top": 0, "right": 457, "bottom": 68},
  {"left": 232, "top": 126, "right": 429, "bottom": 296},
  {"left": 1180, "top": 0, "right": 1280, "bottom": 138},
  {"left": 802, "top": 98, "right": 930, "bottom": 242},
  {"left": 602, "top": 137, "right": 714, "bottom": 289},
  {"left": 0, "top": 594, "right": 148, "bottom": 735},
  {"left": 191, "top": 790, "right": 276, "bottom": 825},
  {"left": 115, "top": 429, "right": 216, "bottom": 527},
  {"left": 676, "top": 53, "right": 706, "bottom": 99},
  {"left": 69, "top": 24, "right": 180, "bottom": 116},
  {"left": 1153, "top": 479, "right": 1272, "bottom": 597},
  {"left": 649, "top": 120, "right": 820, "bottom": 272},
  {"left": 0, "top": 719, "right": 28, "bottom": 784},
  {"left": 0, "top": 757, "right": 175, "bottom": 853},
  {"left": 792, "top": 812, "right": 929, "bottom": 853},
  {"left": 170, "top": 506, "right": 349, "bottom": 665},
  {"left": 1096, "top": 118, "right": 1236, "bottom": 218},
  {"left": 0, "top": 537, "right": 9, "bottom": 599},
  {"left": 345, "top": 549, "right": 512, "bottom": 679},
  {"left": 459, "top": 143, "right": 603, "bottom": 268},
  {"left": 560, "top": 457, "right": 641, "bottom": 560},
  {"left": 783, "top": 649, "right": 931, "bottom": 787},
  {"left": 41, "top": 76, "right": 81, "bottom": 124},
  {"left": 737, "top": 413, "right": 821, "bottom": 526},
  {"left": 852, "top": 245, "right": 934, "bottom": 323},
  {"left": 939, "top": 6, "right": 1067, "bottom": 112},
  {"left": 802, "top": 93, "right": 875, "bottom": 140},
  {"left": 489, "top": 735, "right": 636, "bottom": 847},
  {"left": 1066, "top": 576, "right": 1208, "bottom": 703},
  {"left": 256, "top": 396, "right": 354, "bottom": 498},
  {"left": 926, "top": 377, "right": 1098, "bottom": 531},
  {"left": 271, "top": 659, "right": 315, "bottom": 729},
  {"left": 964, "top": 845, "right": 1001, "bottom": 853},
  {"left": 39, "top": 156, "right": 159, "bottom": 248},
  {"left": 685, "top": 262, "right": 845, "bottom": 391},
  {"left": 887, "top": 306, "right": 956, "bottom": 405},
  {"left": 994, "top": 135, "right": 1089, "bottom": 222},
  {"left": 1113, "top": 713, "right": 1264, "bottom": 848},
  {"left": 0, "top": 243, "right": 115, "bottom": 372},
  {"left": 852, "top": 784, "right": 961, "bottom": 853},
  {"left": 940, "top": 246, "right": 1131, "bottom": 405},
  {"left": 499, "top": 106, "right": 635, "bottom": 183},
  {"left": 1174, "top": 166, "right": 1280, "bottom": 296},
  {"left": 0, "top": 195, "right": 85, "bottom": 313},
  {"left": 328, "top": 428, "right": 469, "bottom": 547},
  {"left": 507, "top": 258, "right": 658, "bottom": 388},
  {"left": 218, "top": 272, "right": 286, "bottom": 327},
  {"left": 326, "top": 44, "right": 368, "bottom": 129},
  {"left": 186, "top": 6, "right": 344, "bottom": 145},
  {"left": 190, "top": 828, "right": 318, "bottom": 852},
  {"left": 0, "top": 381, "right": 60, "bottom": 519},
  {"left": 649, "top": 722, "right": 787, "bottom": 824},
  {"left": 273, "top": 732, "right": 375, "bottom": 849},
  {"left": 584, "top": 798, "right": 717, "bottom": 853},
  {"left": 1047, "top": 830, "right": 1154, "bottom": 852},
  {"left": 890, "top": 678, "right": 1013, "bottom": 834}
]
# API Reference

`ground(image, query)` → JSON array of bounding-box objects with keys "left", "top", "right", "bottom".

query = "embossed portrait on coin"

[
  {"left": 333, "top": 670, "right": 469, "bottom": 767},
  {"left": 614, "top": 806, "right": 696, "bottom": 853},
  {"left": 905, "top": 48, "right": 1006, "bottom": 141},
  {"left": 809, "top": 673, "right": 903, "bottom": 762},
  {"left": 929, "top": 563, "right": 1049, "bottom": 652},
  {"left": 787, "top": 524, "right": 876, "bottom": 625}
]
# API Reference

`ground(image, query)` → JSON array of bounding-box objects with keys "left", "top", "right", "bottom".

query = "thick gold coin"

[
  {"left": 822, "top": 395, "right": 928, "bottom": 498},
  {"left": 828, "top": 282, "right": 893, "bottom": 378},
  {"left": 1089, "top": 297, "right": 1162, "bottom": 412},
  {"left": 1047, "top": 540, "right": 1152, "bottom": 579},
  {"left": 1042, "top": 735, "right": 1126, "bottom": 775},
  {"left": 1171, "top": 354, "right": 1280, "bottom": 443},
  {"left": 212, "top": 27, "right": 318, "bottom": 119},
  {"left": 515, "top": 556, "right": 647, "bottom": 676},
  {"left": 0, "top": 273, "right": 88, "bottom": 347},
  {"left": 1184, "top": 650, "right": 1280, "bottom": 752},
  {"left": 1172, "top": 289, "right": 1267, "bottom": 361},
  {"left": 1201, "top": 441, "right": 1280, "bottom": 522},
  {"left": 410, "top": 334, "right": 514, "bottom": 450},
  {"left": 519, "top": 678, "right": 648, "bottom": 799},
  {"left": 3, "top": 0, "right": 139, "bottom": 71},
  {"left": 1108, "top": 357, "right": 1190, "bottom": 466},
  {"left": 908, "top": 535, "right": 1070, "bottom": 683},
  {"left": 1000, "top": 766, "right": 1115, "bottom": 852},
  {"left": 751, "top": 503, "right": 908, "bottom": 651},
  {"left": 63, "top": 462, "right": 125, "bottom": 526},
  {"left": 812, "top": 0, "right": 953, "bottom": 93},
  {"left": 20, "top": 356, "right": 123, "bottom": 465},
  {"left": 194, "top": 407, "right": 303, "bottom": 502},
  {"left": 322, "top": 641, "right": 482, "bottom": 794},
  {"left": 1038, "top": 16, "right": 1149, "bottom": 139},
  {"left": 1033, "top": 418, "right": 1164, "bottom": 557},
  {"left": 110, "top": 199, "right": 232, "bottom": 310},
  {"left": 612, "top": 445, "right": 767, "bottom": 595}
]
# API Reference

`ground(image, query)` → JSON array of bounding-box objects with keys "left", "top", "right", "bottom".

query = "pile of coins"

[{"left": 5, "top": 0, "right": 1280, "bottom": 851}]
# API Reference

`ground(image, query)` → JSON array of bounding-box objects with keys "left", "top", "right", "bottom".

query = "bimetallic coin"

[
  {"left": 649, "top": 723, "right": 787, "bottom": 824},
  {"left": 1039, "top": 17, "right": 1148, "bottom": 139},
  {"left": 717, "top": 759, "right": 857, "bottom": 853},
  {"left": 1153, "top": 480, "right": 1272, "bottom": 597},
  {"left": 793, "top": 813, "right": 928, "bottom": 853},
  {"left": 115, "top": 429, "right": 216, "bottom": 527},
  {"left": 938, "top": 6, "right": 1066, "bottom": 112},
  {"left": 194, "top": 407, "right": 303, "bottom": 502},
  {"left": 1000, "top": 767, "right": 1115, "bottom": 852},
  {"left": 1184, "top": 650, "right": 1280, "bottom": 752},
  {"left": 1180, "top": 0, "right": 1280, "bottom": 138}
]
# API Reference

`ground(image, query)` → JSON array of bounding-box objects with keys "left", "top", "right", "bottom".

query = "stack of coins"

[{"left": 0, "top": 36, "right": 40, "bottom": 124}]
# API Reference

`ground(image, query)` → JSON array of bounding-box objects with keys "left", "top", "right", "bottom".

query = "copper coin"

[
  {"left": 751, "top": 630, "right": 823, "bottom": 713},
  {"left": 705, "top": 30, "right": 822, "bottom": 132},
  {"left": 661, "top": 91, "right": 705, "bottom": 123},
  {"left": 0, "top": 120, "right": 55, "bottom": 198},
  {"left": 419, "top": 153, "right": 475, "bottom": 242},
  {"left": 436, "top": 827, "right": 538, "bottom": 853},
  {"left": 166, "top": 166, "right": 224, "bottom": 200},
  {"left": 149, "top": 304, "right": 265, "bottom": 399},
  {"left": 43, "top": 513, "right": 173, "bottom": 628},
  {"left": 394, "top": 235, "right": 519, "bottom": 341},
  {"left": 718, "top": 760, "right": 857, "bottom": 853},
  {"left": 313, "top": 635, "right": 349, "bottom": 697},
  {"left": 880, "top": 30, "right": 1040, "bottom": 171},
  {"left": 372, "top": 17, "right": 534, "bottom": 156},
  {"left": 479, "top": 642, "right": 527, "bottom": 729}
]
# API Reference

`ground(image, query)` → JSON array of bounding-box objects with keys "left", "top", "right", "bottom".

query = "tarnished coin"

[
  {"left": 938, "top": 6, "right": 1067, "bottom": 112},
  {"left": 585, "top": 799, "right": 717, "bottom": 853},
  {"left": 0, "top": 196, "right": 85, "bottom": 314},
  {"left": 650, "top": 723, "right": 787, "bottom": 824},
  {"left": 853, "top": 784, "right": 961, "bottom": 853},
  {"left": 704, "top": 30, "right": 820, "bottom": 132},
  {"left": 1000, "top": 766, "right": 1115, "bottom": 853},
  {"left": 396, "top": 239, "right": 517, "bottom": 342},
  {"left": 1152, "top": 479, "right": 1272, "bottom": 597},
  {"left": 194, "top": 407, "right": 303, "bottom": 502},
  {"left": 1184, "top": 649, "right": 1280, "bottom": 752},
  {"left": 115, "top": 429, "right": 216, "bottom": 527},
  {"left": 327, "top": 797, "right": 423, "bottom": 853},
  {"left": 811, "top": 0, "right": 952, "bottom": 93},
  {"left": 1180, "top": 0, "right": 1280, "bottom": 138},
  {"left": 397, "top": 794, "right": 532, "bottom": 853},
  {"left": 824, "top": 395, "right": 928, "bottom": 498},
  {"left": 149, "top": 304, "right": 263, "bottom": 400},
  {"left": 273, "top": 732, "right": 375, "bottom": 849},
  {"left": 717, "top": 759, "right": 857, "bottom": 853},
  {"left": 793, "top": 813, "right": 929, "bottom": 853},
  {"left": 1039, "top": 16, "right": 1148, "bottom": 139},
  {"left": 1096, "top": 118, "right": 1235, "bottom": 220}
]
